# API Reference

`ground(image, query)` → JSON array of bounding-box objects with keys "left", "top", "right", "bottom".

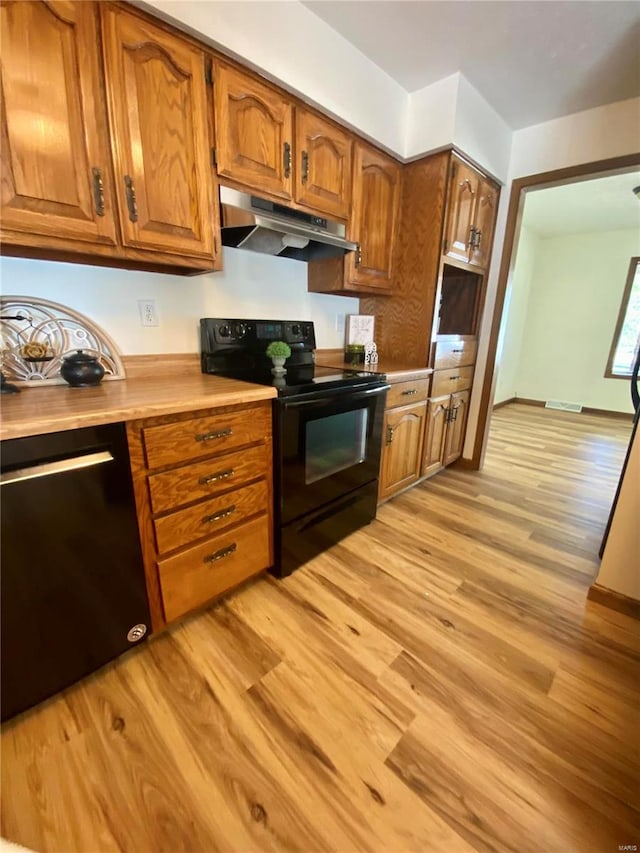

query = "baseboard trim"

[
  {"left": 509, "top": 398, "right": 634, "bottom": 420},
  {"left": 493, "top": 397, "right": 516, "bottom": 410},
  {"left": 587, "top": 583, "right": 640, "bottom": 620}
]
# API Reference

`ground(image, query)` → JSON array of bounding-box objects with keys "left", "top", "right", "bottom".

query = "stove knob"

[
  {"left": 234, "top": 323, "right": 247, "bottom": 338},
  {"left": 218, "top": 324, "right": 231, "bottom": 338},
  {"left": 291, "top": 324, "right": 301, "bottom": 337}
]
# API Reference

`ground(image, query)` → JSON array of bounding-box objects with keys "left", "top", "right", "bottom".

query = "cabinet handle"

[
  {"left": 401, "top": 389, "right": 417, "bottom": 396},
  {"left": 196, "top": 427, "right": 232, "bottom": 442},
  {"left": 451, "top": 406, "right": 459, "bottom": 422},
  {"left": 199, "top": 468, "right": 234, "bottom": 485},
  {"left": 468, "top": 225, "right": 476, "bottom": 248},
  {"left": 475, "top": 229, "right": 482, "bottom": 248},
  {"left": 355, "top": 244, "right": 362, "bottom": 267},
  {"left": 283, "top": 142, "right": 292, "bottom": 178},
  {"left": 204, "top": 542, "right": 237, "bottom": 564},
  {"left": 202, "top": 504, "right": 236, "bottom": 525},
  {"left": 124, "top": 175, "right": 138, "bottom": 222},
  {"left": 451, "top": 348, "right": 463, "bottom": 353},
  {"left": 386, "top": 424, "right": 394, "bottom": 445},
  {"left": 91, "top": 167, "right": 105, "bottom": 216},
  {"left": 450, "top": 375, "right": 461, "bottom": 380},
  {"left": 301, "top": 150, "right": 309, "bottom": 184}
]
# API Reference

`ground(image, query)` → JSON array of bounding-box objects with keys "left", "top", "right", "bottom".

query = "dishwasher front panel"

[{"left": 1, "top": 422, "right": 151, "bottom": 721}]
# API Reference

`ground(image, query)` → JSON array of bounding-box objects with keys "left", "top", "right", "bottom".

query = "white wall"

[
  {"left": 0, "top": 251, "right": 358, "bottom": 355},
  {"left": 406, "top": 75, "right": 458, "bottom": 158},
  {"left": 494, "top": 226, "right": 539, "bottom": 403},
  {"left": 452, "top": 74, "right": 512, "bottom": 181},
  {"left": 466, "top": 96, "right": 640, "bottom": 456},
  {"left": 510, "top": 229, "right": 638, "bottom": 412}
]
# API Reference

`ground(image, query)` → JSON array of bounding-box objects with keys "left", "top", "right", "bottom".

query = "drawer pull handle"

[
  {"left": 452, "top": 349, "right": 463, "bottom": 353},
  {"left": 196, "top": 427, "right": 232, "bottom": 442},
  {"left": 401, "top": 389, "right": 418, "bottom": 396},
  {"left": 204, "top": 543, "right": 237, "bottom": 564},
  {"left": 202, "top": 505, "right": 236, "bottom": 525},
  {"left": 450, "top": 375, "right": 461, "bottom": 380},
  {"left": 199, "top": 468, "right": 234, "bottom": 485}
]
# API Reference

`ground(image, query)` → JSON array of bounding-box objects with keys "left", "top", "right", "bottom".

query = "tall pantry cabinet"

[{"left": 361, "top": 150, "right": 500, "bottom": 482}]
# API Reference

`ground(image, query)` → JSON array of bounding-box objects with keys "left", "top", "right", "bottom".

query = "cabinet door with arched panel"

[
  {"left": 470, "top": 177, "right": 498, "bottom": 269},
  {"left": 1, "top": 1, "right": 117, "bottom": 247},
  {"left": 101, "top": 6, "right": 215, "bottom": 259},
  {"left": 346, "top": 141, "right": 401, "bottom": 291},
  {"left": 443, "top": 158, "right": 479, "bottom": 263},
  {"left": 294, "top": 109, "right": 352, "bottom": 220},
  {"left": 214, "top": 63, "right": 293, "bottom": 201}
]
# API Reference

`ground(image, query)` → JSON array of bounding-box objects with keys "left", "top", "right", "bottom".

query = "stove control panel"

[{"left": 201, "top": 318, "right": 316, "bottom": 352}]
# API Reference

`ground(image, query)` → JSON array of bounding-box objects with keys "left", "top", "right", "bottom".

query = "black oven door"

[{"left": 276, "top": 382, "right": 388, "bottom": 526}]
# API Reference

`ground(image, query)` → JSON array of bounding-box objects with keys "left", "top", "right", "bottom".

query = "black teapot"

[{"left": 60, "top": 350, "right": 105, "bottom": 387}]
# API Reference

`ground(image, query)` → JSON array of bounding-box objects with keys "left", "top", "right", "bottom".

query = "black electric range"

[
  {"left": 200, "top": 317, "right": 383, "bottom": 397},
  {"left": 200, "top": 318, "right": 388, "bottom": 576}
]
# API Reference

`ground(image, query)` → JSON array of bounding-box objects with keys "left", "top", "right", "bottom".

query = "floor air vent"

[{"left": 545, "top": 400, "right": 583, "bottom": 413}]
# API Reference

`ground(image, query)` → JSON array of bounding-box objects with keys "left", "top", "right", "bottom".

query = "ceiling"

[
  {"left": 522, "top": 171, "right": 640, "bottom": 237},
  {"left": 302, "top": 1, "right": 640, "bottom": 129}
]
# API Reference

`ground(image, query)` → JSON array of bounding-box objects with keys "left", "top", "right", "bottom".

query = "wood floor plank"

[{"left": 2, "top": 403, "right": 637, "bottom": 852}]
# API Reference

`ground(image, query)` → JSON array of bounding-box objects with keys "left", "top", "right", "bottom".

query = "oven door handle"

[{"left": 280, "top": 383, "right": 390, "bottom": 410}]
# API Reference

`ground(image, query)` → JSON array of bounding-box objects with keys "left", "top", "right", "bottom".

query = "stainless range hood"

[{"left": 219, "top": 187, "right": 357, "bottom": 261}]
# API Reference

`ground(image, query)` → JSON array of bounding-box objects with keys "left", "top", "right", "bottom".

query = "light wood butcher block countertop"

[{"left": 0, "top": 373, "right": 277, "bottom": 441}]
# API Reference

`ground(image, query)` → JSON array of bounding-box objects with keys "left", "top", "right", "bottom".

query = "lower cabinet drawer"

[
  {"left": 385, "top": 378, "right": 430, "bottom": 409},
  {"left": 431, "top": 365, "right": 474, "bottom": 397},
  {"left": 142, "top": 404, "right": 270, "bottom": 469},
  {"left": 433, "top": 338, "right": 477, "bottom": 370},
  {"left": 154, "top": 479, "right": 269, "bottom": 555},
  {"left": 158, "top": 515, "right": 271, "bottom": 623},
  {"left": 148, "top": 444, "right": 268, "bottom": 514}
]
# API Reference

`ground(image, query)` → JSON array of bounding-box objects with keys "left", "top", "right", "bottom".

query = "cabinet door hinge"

[
  {"left": 205, "top": 58, "right": 213, "bottom": 86},
  {"left": 211, "top": 147, "right": 217, "bottom": 167}
]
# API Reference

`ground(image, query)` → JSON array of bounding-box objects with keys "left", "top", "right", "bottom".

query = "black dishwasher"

[{"left": 1, "top": 422, "right": 151, "bottom": 721}]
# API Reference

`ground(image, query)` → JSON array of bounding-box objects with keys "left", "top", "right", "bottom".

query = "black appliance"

[
  {"left": 1, "top": 422, "right": 151, "bottom": 721},
  {"left": 599, "top": 348, "right": 640, "bottom": 557},
  {"left": 200, "top": 318, "right": 389, "bottom": 576}
]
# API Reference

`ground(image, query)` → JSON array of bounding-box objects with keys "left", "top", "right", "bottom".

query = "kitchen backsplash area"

[{"left": 0, "top": 251, "right": 359, "bottom": 355}]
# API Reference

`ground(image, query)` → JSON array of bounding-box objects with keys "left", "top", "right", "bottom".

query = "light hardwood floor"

[{"left": 2, "top": 404, "right": 639, "bottom": 852}]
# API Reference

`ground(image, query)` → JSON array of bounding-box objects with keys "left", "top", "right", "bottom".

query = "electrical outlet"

[{"left": 138, "top": 299, "right": 158, "bottom": 327}]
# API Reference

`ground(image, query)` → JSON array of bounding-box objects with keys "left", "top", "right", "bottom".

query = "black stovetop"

[{"left": 213, "top": 364, "right": 384, "bottom": 398}]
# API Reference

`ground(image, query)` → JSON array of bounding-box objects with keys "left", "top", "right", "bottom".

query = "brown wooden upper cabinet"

[
  {"left": 100, "top": 6, "right": 215, "bottom": 259},
  {"left": 214, "top": 63, "right": 294, "bottom": 201},
  {"left": 1, "top": 1, "right": 218, "bottom": 272},
  {"left": 347, "top": 142, "right": 401, "bottom": 290},
  {"left": 443, "top": 155, "right": 498, "bottom": 270},
  {"left": 308, "top": 141, "right": 401, "bottom": 295},
  {"left": 1, "top": 1, "right": 118, "bottom": 249},
  {"left": 213, "top": 63, "right": 353, "bottom": 221},
  {"left": 294, "top": 109, "right": 352, "bottom": 220}
]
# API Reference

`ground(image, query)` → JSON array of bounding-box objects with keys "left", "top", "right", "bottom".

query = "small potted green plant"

[{"left": 265, "top": 340, "right": 291, "bottom": 374}]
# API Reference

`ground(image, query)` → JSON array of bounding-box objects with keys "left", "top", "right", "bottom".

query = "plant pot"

[
  {"left": 271, "top": 356, "right": 287, "bottom": 375},
  {"left": 60, "top": 350, "right": 105, "bottom": 387}
]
